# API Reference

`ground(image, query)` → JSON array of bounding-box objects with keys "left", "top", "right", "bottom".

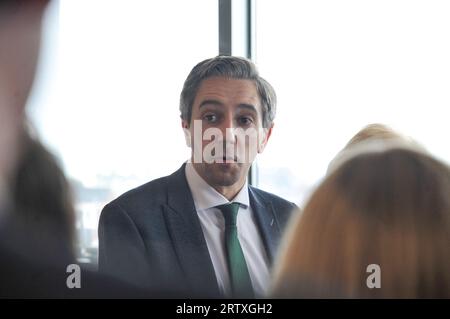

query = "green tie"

[{"left": 216, "top": 203, "right": 254, "bottom": 298}]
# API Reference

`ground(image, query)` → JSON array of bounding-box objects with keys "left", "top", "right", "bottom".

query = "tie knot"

[{"left": 216, "top": 202, "right": 240, "bottom": 226}]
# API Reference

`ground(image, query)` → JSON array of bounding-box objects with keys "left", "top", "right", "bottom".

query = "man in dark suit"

[{"left": 99, "top": 56, "right": 297, "bottom": 298}]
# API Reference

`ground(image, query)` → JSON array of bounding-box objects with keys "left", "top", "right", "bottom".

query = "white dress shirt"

[{"left": 185, "top": 162, "right": 270, "bottom": 297}]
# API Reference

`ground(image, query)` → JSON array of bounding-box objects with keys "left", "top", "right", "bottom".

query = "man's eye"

[
  {"left": 203, "top": 114, "right": 217, "bottom": 123},
  {"left": 238, "top": 117, "right": 253, "bottom": 126}
]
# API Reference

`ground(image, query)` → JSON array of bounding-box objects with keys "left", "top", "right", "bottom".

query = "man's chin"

[{"left": 204, "top": 163, "right": 242, "bottom": 187}]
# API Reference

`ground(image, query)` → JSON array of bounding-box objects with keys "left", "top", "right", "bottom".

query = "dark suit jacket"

[{"left": 98, "top": 163, "right": 297, "bottom": 298}]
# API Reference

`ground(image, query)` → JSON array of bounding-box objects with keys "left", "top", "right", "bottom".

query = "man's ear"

[
  {"left": 181, "top": 119, "right": 191, "bottom": 147},
  {"left": 258, "top": 123, "right": 274, "bottom": 153}
]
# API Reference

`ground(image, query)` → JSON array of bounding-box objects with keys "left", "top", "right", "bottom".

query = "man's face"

[{"left": 183, "top": 76, "right": 272, "bottom": 190}]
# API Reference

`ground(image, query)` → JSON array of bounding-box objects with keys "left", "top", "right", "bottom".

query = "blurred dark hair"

[{"left": 9, "top": 127, "right": 76, "bottom": 263}]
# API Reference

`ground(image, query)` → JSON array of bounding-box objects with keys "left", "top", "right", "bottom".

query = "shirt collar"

[{"left": 185, "top": 162, "right": 249, "bottom": 211}]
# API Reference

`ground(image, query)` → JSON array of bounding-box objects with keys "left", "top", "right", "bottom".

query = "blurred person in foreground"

[
  {"left": 1, "top": 127, "right": 153, "bottom": 297},
  {"left": 271, "top": 140, "right": 450, "bottom": 298},
  {"left": 0, "top": 0, "right": 164, "bottom": 298},
  {"left": 0, "top": 0, "right": 46, "bottom": 214},
  {"left": 0, "top": 0, "right": 64, "bottom": 297}
]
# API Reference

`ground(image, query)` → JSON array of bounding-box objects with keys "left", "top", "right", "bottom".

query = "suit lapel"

[
  {"left": 162, "top": 164, "right": 221, "bottom": 297},
  {"left": 248, "top": 187, "right": 282, "bottom": 265}
]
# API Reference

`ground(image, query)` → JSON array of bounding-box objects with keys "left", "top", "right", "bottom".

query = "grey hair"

[{"left": 179, "top": 56, "right": 277, "bottom": 128}]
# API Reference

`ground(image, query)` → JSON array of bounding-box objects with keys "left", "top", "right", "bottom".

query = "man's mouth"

[
  {"left": 209, "top": 156, "right": 238, "bottom": 163},
  {"left": 222, "top": 156, "right": 237, "bottom": 163}
]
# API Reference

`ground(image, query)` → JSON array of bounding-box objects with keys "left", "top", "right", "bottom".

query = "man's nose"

[{"left": 219, "top": 113, "right": 236, "bottom": 143}]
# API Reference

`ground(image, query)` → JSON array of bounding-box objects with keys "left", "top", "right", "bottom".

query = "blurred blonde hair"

[
  {"left": 271, "top": 144, "right": 450, "bottom": 298},
  {"left": 346, "top": 123, "right": 409, "bottom": 148},
  {"left": 328, "top": 123, "right": 423, "bottom": 175}
]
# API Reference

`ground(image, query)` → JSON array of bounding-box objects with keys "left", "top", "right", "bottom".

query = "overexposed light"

[{"left": 256, "top": 0, "right": 450, "bottom": 205}]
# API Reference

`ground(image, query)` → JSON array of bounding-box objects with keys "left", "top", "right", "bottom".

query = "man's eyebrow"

[
  {"left": 199, "top": 100, "right": 224, "bottom": 109},
  {"left": 198, "top": 101, "right": 258, "bottom": 114},
  {"left": 237, "top": 104, "right": 258, "bottom": 113}
]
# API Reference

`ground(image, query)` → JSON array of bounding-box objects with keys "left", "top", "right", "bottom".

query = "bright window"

[
  {"left": 255, "top": 0, "right": 450, "bottom": 205},
  {"left": 28, "top": 0, "right": 218, "bottom": 264}
]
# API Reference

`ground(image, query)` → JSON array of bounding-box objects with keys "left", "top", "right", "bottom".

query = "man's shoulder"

[
  {"left": 110, "top": 175, "right": 169, "bottom": 206},
  {"left": 102, "top": 164, "right": 187, "bottom": 213},
  {"left": 249, "top": 186, "right": 297, "bottom": 210}
]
